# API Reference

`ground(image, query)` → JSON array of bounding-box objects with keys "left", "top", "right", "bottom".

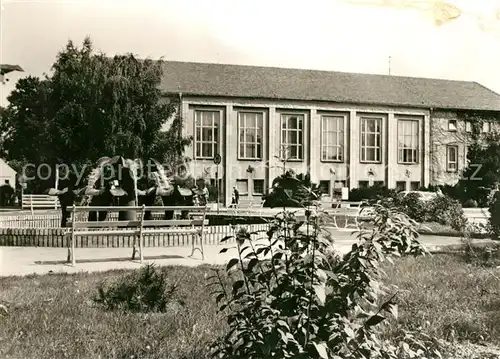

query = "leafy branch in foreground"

[{"left": 208, "top": 200, "right": 443, "bottom": 358}]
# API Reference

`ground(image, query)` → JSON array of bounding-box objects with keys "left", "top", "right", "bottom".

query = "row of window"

[
  {"left": 448, "top": 119, "right": 492, "bottom": 133},
  {"left": 236, "top": 178, "right": 422, "bottom": 197},
  {"left": 235, "top": 178, "right": 265, "bottom": 196},
  {"left": 194, "top": 110, "right": 421, "bottom": 164}
]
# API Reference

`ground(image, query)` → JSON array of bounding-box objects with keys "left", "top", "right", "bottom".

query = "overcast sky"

[{"left": 2, "top": 0, "right": 500, "bottom": 107}]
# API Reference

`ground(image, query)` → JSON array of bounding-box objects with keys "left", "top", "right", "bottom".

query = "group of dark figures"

[{"left": 48, "top": 157, "right": 209, "bottom": 228}]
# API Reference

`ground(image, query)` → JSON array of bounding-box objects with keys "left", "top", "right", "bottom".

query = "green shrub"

[
  {"left": 463, "top": 199, "right": 478, "bottom": 208},
  {"left": 263, "top": 170, "right": 320, "bottom": 208},
  {"left": 384, "top": 193, "right": 467, "bottom": 231},
  {"left": 348, "top": 184, "right": 393, "bottom": 202},
  {"left": 391, "top": 192, "right": 430, "bottom": 223},
  {"left": 208, "top": 203, "right": 442, "bottom": 358},
  {"left": 93, "top": 264, "right": 181, "bottom": 313},
  {"left": 489, "top": 191, "right": 500, "bottom": 240},
  {"left": 428, "top": 195, "right": 467, "bottom": 231}
]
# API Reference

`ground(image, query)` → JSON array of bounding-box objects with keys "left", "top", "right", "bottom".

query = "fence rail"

[{"left": 0, "top": 223, "right": 271, "bottom": 248}]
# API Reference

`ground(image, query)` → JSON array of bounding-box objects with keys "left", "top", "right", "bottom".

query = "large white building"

[{"left": 159, "top": 61, "right": 500, "bottom": 206}]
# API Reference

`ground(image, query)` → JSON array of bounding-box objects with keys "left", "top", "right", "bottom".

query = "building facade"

[
  {"left": 160, "top": 61, "right": 500, "bottom": 206},
  {"left": 0, "top": 158, "right": 16, "bottom": 190}
]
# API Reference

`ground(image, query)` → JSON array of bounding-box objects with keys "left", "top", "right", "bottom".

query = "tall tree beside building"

[{"left": 0, "top": 37, "right": 191, "bottom": 190}]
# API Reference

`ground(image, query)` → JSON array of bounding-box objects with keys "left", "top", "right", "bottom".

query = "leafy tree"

[
  {"left": 459, "top": 140, "right": 500, "bottom": 207},
  {"left": 0, "top": 37, "right": 191, "bottom": 191}
]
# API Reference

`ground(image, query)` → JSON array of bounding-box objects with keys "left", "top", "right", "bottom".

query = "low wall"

[{"left": 0, "top": 224, "right": 270, "bottom": 248}]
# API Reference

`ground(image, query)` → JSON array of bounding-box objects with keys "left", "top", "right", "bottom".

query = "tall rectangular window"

[
  {"left": 281, "top": 114, "right": 304, "bottom": 160},
  {"left": 482, "top": 121, "right": 492, "bottom": 133},
  {"left": 360, "top": 117, "right": 382, "bottom": 163},
  {"left": 465, "top": 121, "right": 472, "bottom": 132},
  {"left": 397, "top": 119, "right": 419, "bottom": 164},
  {"left": 446, "top": 145, "right": 458, "bottom": 172},
  {"left": 194, "top": 110, "right": 220, "bottom": 159},
  {"left": 238, "top": 112, "right": 263, "bottom": 160},
  {"left": 321, "top": 115, "right": 344, "bottom": 162}
]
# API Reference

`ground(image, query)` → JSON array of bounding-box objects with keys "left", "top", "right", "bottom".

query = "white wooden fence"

[{"left": 21, "top": 194, "right": 60, "bottom": 213}]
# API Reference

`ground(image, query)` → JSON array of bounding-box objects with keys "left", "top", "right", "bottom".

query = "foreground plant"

[
  {"left": 94, "top": 263, "right": 181, "bottom": 313},
  {"left": 208, "top": 203, "right": 442, "bottom": 358}
]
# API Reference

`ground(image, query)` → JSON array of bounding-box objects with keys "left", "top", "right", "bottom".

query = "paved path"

[{"left": 0, "top": 229, "right": 492, "bottom": 277}]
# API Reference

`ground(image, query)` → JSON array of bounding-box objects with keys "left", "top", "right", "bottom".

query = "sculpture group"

[{"left": 46, "top": 156, "right": 198, "bottom": 227}]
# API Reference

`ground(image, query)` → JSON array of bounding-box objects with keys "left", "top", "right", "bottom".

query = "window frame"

[
  {"left": 320, "top": 114, "right": 345, "bottom": 163},
  {"left": 410, "top": 181, "right": 421, "bottom": 191},
  {"left": 280, "top": 113, "right": 305, "bottom": 161},
  {"left": 252, "top": 179, "right": 265, "bottom": 196},
  {"left": 397, "top": 118, "right": 419, "bottom": 164},
  {"left": 448, "top": 120, "right": 457, "bottom": 132},
  {"left": 237, "top": 110, "right": 265, "bottom": 161},
  {"left": 318, "top": 180, "right": 331, "bottom": 196},
  {"left": 193, "top": 109, "right": 221, "bottom": 160},
  {"left": 396, "top": 181, "right": 406, "bottom": 192},
  {"left": 482, "top": 121, "right": 492, "bottom": 133},
  {"left": 360, "top": 116, "right": 383, "bottom": 164},
  {"left": 358, "top": 180, "right": 369, "bottom": 189},
  {"left": 446, "top": 145, "right": 459, "bottom": 173}
]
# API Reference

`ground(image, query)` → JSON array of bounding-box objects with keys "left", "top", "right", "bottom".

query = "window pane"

[
  {"left": 213, "top": 126, "right": 219, "bottom": 142},
  {"left": 202, "top": 143, "right": 212, "bottom": 157},
  {"left": 289, "top": 116, "right": 297, "bottom": 129},
  {"left": 256, "top": 144, "right": 262, "bottom": 159},
  {"left": 202, "top": 128, "right": 212, "bottom": 141},
  {"left": 245, "top": 131, "right": 255, "bottom": 143},
  {"left": 202, "top": 112, "right": 213, "bottom": 127},
  {"left": 195, "top": 143, "right": 201, "bottom": 158},
  {"left": 367, "top": 119, "right": 376, "bottom": 132},
  {"left": 247, "top": 113, "right": 256, "bottom": 128},
  {"left": 245, "top": 144, "right": 254, "bottom": 157}
]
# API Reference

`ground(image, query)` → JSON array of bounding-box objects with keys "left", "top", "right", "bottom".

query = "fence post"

[{"left": 139, "top": 205, "right": 145, "bottom": 263}]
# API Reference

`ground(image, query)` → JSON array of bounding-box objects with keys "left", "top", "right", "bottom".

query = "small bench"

[
  {"left": 66, "top": 205, "right": 208, "bottom": 266},
  {"left": 22, "top": 194, "right": 60, "bottom": 213},
  {"left": 329, "top": 202, "right": 374, "bottom": 230}
]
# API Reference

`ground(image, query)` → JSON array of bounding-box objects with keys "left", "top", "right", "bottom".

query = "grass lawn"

[{"left": 1, "top": 251, "right": 500, "bottom": 358}]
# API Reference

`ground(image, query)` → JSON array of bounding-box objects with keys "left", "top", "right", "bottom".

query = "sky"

[{"left": 2, "top": 0, "right": 500, "bottom": 107}]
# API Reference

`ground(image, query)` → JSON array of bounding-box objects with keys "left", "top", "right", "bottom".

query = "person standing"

[{"left": 231, "top": 186, "right": 239, "bottom": 207}]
